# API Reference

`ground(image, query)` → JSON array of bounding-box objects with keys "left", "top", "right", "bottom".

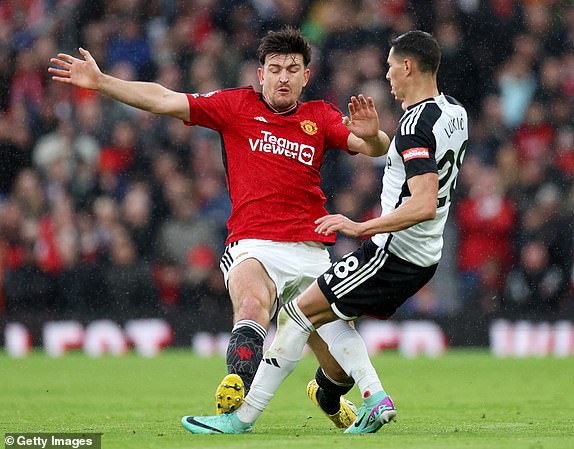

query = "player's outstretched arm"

[
  {"left": 345, "top": 95, "right": 390, "bottom": 157},
  {"left": 49, "top": 48, "right": 189, "bottom": 121}
]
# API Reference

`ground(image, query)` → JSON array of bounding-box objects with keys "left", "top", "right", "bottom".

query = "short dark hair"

[
  {"left": 391, "top": 30, "right": 441, "bottom": 74},
  {"left": 257, "top": 27, "right": 312, "bottom": 67}
]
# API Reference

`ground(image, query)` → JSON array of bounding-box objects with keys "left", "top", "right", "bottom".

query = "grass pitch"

[{"left": 1, "top": 350, "right": 573, "bottom": 449}]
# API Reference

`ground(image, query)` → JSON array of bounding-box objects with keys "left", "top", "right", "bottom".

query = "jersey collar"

[{"left": 406, "top": 94, "right": 442, "bottom": 110}]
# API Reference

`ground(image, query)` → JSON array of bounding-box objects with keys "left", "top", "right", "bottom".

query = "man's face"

[
  {"left": 386, "top": 47, "right": 407, "bottom": 109},
  {"left": 258, "top": 53, "right": 310, "bottom": 111}
]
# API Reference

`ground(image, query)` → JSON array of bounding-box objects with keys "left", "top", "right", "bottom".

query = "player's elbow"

[
  {"left": 152, "top": 89, "right": 188, "bottom": 120},
  {"left": 416, "top": 201, "right": 436, "bottom": 222},
  {"left": 421, "top": 203, "right": 436, "bottom": 221}
]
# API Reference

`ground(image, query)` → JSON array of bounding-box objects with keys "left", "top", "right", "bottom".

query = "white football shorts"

[{"left": 220, "top": 239, "right": 332, "bottom": 313}]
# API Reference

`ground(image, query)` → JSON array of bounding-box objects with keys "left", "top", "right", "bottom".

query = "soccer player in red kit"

[{"left": 49, "top": 27, "right": 390, "bottom": 427}]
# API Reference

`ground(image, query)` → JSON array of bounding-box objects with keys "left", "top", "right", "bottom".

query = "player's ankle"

[{"left": 316, "top": 388, "right": 341, "bottom": 415}]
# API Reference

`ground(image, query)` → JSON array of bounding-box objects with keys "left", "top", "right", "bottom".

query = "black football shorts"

[{"left": 317, "top": 239, "right": 437, "bottom": 320}]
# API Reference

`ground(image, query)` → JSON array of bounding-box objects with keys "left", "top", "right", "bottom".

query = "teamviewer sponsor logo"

[{"left": 249, "top": 130, "right": 315, "bottom": 166}]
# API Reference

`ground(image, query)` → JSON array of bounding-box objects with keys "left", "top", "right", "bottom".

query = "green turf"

[{"left": 1, "top": 350, "right": 573, "bottom": 449}]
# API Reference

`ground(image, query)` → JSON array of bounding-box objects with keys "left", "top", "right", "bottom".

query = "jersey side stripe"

[{"left": 332, "top": 246, "right": 389, "bottom": 297}]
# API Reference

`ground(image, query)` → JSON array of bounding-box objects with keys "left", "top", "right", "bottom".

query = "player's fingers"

[
  {"left": 79, "top": 47, "right": 92, "bottom": 60},
  {"left": 51, "top": 76, "right": 72, "bottom": 84},
  {"left": 358, "top": 94, "right": 368, "bottom": 109},
  {"left": 348, "top": 102, "right": 355, "bottom": 116},
  {"left": 315, "top": 218, "right": 330, "bottom": 232},
  {"left": 342, "top": 116, "right": 350, "bottom": 126},
  {"left": 315, "top": 214, "right": 341, "bottom": 224},
  {"left": 50, "top": 58, "right": 72, "bottom": 69},
  {"left": 315, "top": 215, "right": 342, "bottom": 234},
  {"left": 315, "top": 223, "right": 333, "bottom": 235},
  {"left": 56, "top": 53, "right": 76, "bottom": 64},
  {"left": 367, "top": 96, "right": 375, "bottom": 109},
  {"left": 48, "top": 68, "right": 70, "bottom": 77}
]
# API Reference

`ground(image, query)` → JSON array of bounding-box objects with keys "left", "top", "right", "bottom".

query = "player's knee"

[{"left": 233, "top": 295, "right": 272, "bottom": 326}]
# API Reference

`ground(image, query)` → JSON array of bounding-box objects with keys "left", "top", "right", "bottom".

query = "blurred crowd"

[{"left": 0, "top": 0, "right": 573, "bottom": 330}]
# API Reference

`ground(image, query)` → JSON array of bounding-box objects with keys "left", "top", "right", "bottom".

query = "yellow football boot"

[
  {"left": 215, "top": 374, "right": 245, "bottom": 415},
  {"left": 306, "top": 379, "right": 357, "bottom": 428}
]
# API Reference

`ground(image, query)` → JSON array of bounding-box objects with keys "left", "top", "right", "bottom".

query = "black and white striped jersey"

[{"left": 371, "top": 94, "right": 468, "bottom": 267}]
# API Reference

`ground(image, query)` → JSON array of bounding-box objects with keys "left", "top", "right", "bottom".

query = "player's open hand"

[
  {"left": 343, "top": 94, "right": 379, "bottom": 139},
  {"left": 315, "top": 214, "right": 362, "bottom": 237},
  {"left": 49, "top": 48, "right": 102, "bottom": 90}
]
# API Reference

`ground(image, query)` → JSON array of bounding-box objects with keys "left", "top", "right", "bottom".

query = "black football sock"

[
  {"left": 315, "top": 366, "right": 355, "bottom": 415},
  {"left": 226, "top": 320, "right": 266, "bottom": 392}
]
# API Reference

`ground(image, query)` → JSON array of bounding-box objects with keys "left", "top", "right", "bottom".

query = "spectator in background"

[
  {"left": 504, "top": 240, "right": 568, "bottom": 316},
  {"left": 0, "top": 102, "right": 32, "bottom": 194},
  {"left": 515, "top": 184, "right": 573, "bottom": 295},
  {"left": 456, "top": 166, "right": 515, "bottom": 305},
  {"left": 9, "top": 46, "right": 44, "bottom": 114},
  {"left": 32, "top": 120, "right": 100, "bottom": 189},
  {"left": 3, "top": 241, "right": 55, "bottom": 317},
  {"left": 156, "top": 174, "right": 219, "bottom": 266},
  {"left": 54, "top": 222, "right": 105, "bottom": 316},
  {"left": 104, "top": 227, "right": 159, "bottom": 318},
  {"left": 435, "top": 20, "right": 474, "bottom": 112},
  {"left": 512, "top": 101, "right": 554, "bottom": 166},
  {"left": 106, "top": 17, "right": 153, "bottom": 80},
  {"left": 121, "top": 180, "right": 157, "bottom": 261},
  {"left": 497, "top": 54, "right": 537, "bottom": 128},
  {"left": 99, "top": 120, "right": 136, "bottom": 175},
  {"left": 92, "top": 196, "right": 122, "bottom": 258},
  {"left": 12, "top": 168, "right": 46, "bottom": 219},
  {"left": 553, "top": 126, "right": 574, "bottom": 183}
]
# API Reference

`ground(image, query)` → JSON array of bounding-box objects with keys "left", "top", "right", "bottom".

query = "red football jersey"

[{"left": 184, "top": 86, "right": 352, "bottom": 245}]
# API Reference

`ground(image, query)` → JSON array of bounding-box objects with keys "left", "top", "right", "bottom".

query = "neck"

[{"left": 404, "top": 78, "right": 439, "bottom": 108}]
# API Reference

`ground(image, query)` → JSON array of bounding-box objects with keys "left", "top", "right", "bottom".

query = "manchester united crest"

[{"left": 300, "top": 120, "right": 318, "bottom": 136}]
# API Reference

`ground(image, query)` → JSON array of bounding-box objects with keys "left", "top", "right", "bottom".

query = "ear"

[
  {"left": 257, "top": 67, "right": 264, "bottom": 86},
  {"left": 404, "top": 57, "right": 412, "bottom": 74},
  {"left": 302, "top": 68, "right": 311, "bottom": 87}
]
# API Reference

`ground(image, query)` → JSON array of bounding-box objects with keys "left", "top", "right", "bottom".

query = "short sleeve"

[
  {"left": 395, "top": 105, "right": 438, "bottom": 179},
  {"left": 183, "top": 88, "right": 242, "bottom": 131},
  {"left": 322, "top": 102, "right": 352, "bottom": 152}
]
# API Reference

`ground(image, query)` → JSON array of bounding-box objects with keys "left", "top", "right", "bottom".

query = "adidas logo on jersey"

[{"left": 254, "top": 116, "right": 268, "bottom": 123}]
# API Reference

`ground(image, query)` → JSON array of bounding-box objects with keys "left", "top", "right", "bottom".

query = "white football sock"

[
  {"left": 317, "top": 320, "right": 385, "bottom": 399},
  {"left": 236, "top": 301, "right": 314, "bottom": 424}
]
